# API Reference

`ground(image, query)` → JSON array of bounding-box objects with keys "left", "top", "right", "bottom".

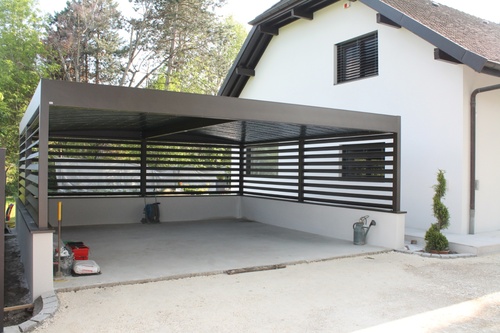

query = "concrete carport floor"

[{"left": 53, "top": 219, "right": 387, "bottom": 290}]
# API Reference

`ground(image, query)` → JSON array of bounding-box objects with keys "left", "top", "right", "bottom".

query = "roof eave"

[
  {"left": 359, "top": 0, "right": 497, "bottom": 76},
  {"left": 219, "top": 0, "right": 341, "bottom": 97},
  {"left": 482, "top": 61, "right": 500, "bottom": 77}
]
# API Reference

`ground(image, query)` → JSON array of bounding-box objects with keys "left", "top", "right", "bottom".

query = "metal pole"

[
  {"left": 55, "top": 202, "right": 63, "bottom": 278},
  {"left": 469, "top": 84, "right": 500, "bottom": 234}
]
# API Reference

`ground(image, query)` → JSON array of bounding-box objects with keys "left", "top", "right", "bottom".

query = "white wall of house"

[
  {"left": 238, "top": 1, "right": 500, "bottom": 234},
  {"left": 465, "top": 69, "right": 500, "bottom": 233}
]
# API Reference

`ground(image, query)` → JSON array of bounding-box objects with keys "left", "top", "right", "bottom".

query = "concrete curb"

[
  {"left": 4, "top": 291, "right": 59, "bottom": 333},
  {"left": 395, "top": 249, "right": 477, "bottom": 259}
]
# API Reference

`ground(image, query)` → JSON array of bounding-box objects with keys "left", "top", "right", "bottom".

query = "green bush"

[
  {"left": 433, "top": 170, "right": 450, "bottom": 230},
  {"left": 425, "top": 224, "right": 449, "bottom": 252},
  {"left": 425, "top": 170, "right": 450, "bottom": 252}
]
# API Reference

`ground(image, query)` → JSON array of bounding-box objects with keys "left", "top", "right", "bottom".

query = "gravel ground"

[{"left": 33, "top": 252, "right": 500, "bottom": 333}]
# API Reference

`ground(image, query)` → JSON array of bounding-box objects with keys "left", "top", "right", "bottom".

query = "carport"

[{"left": 17, "top": 79, "right": 404, "bottom": 299}]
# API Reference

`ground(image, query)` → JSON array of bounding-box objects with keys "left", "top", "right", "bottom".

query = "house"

[{"left": 220, "top": 0, "right": 500, "bottom": 236}]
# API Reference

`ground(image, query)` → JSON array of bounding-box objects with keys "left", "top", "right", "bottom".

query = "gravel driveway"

[{"left": 32, "top": 252, "right": 500, "bottom": 333}]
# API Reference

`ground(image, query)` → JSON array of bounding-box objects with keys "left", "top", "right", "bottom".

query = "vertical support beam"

[
  {"left": 298, "top": 139, "right": 305, "bottom": 202},
  {"left": 392, "top": 132, "right": 401, "bottom": 212},
  {"left": 238, "top": 144, "right": 245, "bottom": 196},
  {"left": 140, "top": 140, "right": 147, "bottom": 197},
  {"left": 0, "top": 148, "right": 6, "bottom": 331},
  {"left": 38, "top": 94, "right": 49, "bottom": 228}
]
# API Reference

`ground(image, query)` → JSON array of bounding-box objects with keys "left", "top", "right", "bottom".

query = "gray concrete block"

[
  {"left": 30, "top": 313, "right": 51, "bottom": 323},
  {"left": 41, "top": 304, "right": 58, "bottom": 315},
  {"left": 3, "top": 325, "right": 22, "bottom": 333},
  {"left": 18, "top": 320, "right": 37, "bottom": 332}
]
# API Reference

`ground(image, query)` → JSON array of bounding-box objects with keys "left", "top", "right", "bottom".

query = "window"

[
  {"left": 336, "top": 31, "right": 378, "bottom": 84},
  {"left": 341, "top": 144, "right": 385, "bottom": 178}
]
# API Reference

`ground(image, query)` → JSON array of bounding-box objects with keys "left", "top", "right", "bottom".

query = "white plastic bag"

[{"left": 73, "top": 260, "right": 101, "bottom": 275}]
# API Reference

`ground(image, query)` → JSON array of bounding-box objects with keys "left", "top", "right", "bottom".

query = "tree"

[
  {"left": 0, "top": 0, "right": 49, "bottom": 195},
  {"left": 168, "top": 16, "right": 247, "bottom": 95},
  {"left": 424, "top": 170, "right": 450, "bottom": 252},
  {"left": 45, "top": 0, "right": 123, "bottom": 84},
  {"left": 122, "top": 0, "right": 243, "bottom": 91}
]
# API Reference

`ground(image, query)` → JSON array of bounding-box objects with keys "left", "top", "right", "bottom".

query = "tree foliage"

[
  {"left": 0, "top": 0, "right": 247, "bottom": 196},
  {"left": 45, "top": 0, "right": 123, "bottom": 84},
  {"left": 424, "top": 223, "right": 449, "bottom": 252},
  {"left": 167, "top": 16, "right": 247, "bottom": 95},
  {"left": 432, "top": 169, "right": 450, "bottom": 230},
  {"left": 425, "top": 169, "right": 450, "bottom": 252},
  {"left": 43, "top": 0, "right": 245, "bottom": 94},
  {"left": 0, "top": 0, "right": 49, "bottom": 195}
]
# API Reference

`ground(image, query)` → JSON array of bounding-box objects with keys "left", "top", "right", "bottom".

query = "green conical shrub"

[{"left": 425, "top": 170, "right": 450, "bottom": 252}]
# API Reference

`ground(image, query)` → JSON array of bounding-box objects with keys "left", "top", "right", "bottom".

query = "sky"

[{"left": 37, "top": 0, "right": 500, "bottom": 26}]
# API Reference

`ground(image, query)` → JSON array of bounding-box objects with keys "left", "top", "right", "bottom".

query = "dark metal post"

[
  {"left": 298, "top": 138, "right": 305, "bottom": 202},
  {"left": 140, "top": 140, "right": 147, "bottom": 197},
  {"left": 238, "top": 144, "right": 245, "bottom": 196},
  {"left": 1, "top": 148, "right": 6, "bottom": 332},
  {"left": 393, "top": 132, "right": 401, "bottom": 212}
]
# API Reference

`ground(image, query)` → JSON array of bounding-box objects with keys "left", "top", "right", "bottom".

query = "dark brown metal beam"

[
  {"left": 376, "top": 13, "right": 401, "bottom": 28},
  {"left": 235, "top": 67, "right": 256, "bottom": 77},
  {"left": 434, "top": 48, "right": 462, "bottom": 64},
  {"left": 292, "top": 8, "right": 313, "bottom": 20},
  {"left": 258, "top": 24, "right": 279, "bottom": 36}
]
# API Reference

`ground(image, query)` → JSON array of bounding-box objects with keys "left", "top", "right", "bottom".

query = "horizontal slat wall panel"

[
  {"left": 145, "top": 141, "right": 238, "bottom": 196},
  {"left": 242, "top": 141, "right": 299, "bottom": 201},
  {"left": 242, "top": 134, "right": 396, "bottom": 211},
  {"left": 48, "top": 138, "right": 142, "bottom": 196},
  {"left": 19, "top": 114, "right": 40, "bottom": 224},
  {"left": 48, "top": 139, "right": 239, "bottom": 196},
  {"left": 42, "top": 131, "right": 397, "bottom": 211},
  {"left": 303, "top": 134, "right": 395, "bottom": 210}
]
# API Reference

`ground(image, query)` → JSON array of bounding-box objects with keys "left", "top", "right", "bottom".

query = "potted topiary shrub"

[{"left": 424, "top": 169, "right": 450, "bottom": 253}]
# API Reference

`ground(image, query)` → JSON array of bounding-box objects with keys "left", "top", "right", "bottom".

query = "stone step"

[{"left": 405, "top": 228, "right": 500, "bottom": 255}]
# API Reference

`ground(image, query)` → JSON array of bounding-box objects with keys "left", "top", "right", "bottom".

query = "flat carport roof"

[
  {"left": 23, "top": 79, "right": 400, "bottom": 144},
  {"left": 54, "top": 219, "right": 387, "bottom": 291}
]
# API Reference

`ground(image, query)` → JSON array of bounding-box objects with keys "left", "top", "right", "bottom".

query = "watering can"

[{"left": 353, "top": 215, "right": 376, "bottom": 245}]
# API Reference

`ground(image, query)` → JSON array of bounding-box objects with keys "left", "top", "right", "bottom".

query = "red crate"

[{"left": 67, "top": 242, "right": 89, "bottom": 260}]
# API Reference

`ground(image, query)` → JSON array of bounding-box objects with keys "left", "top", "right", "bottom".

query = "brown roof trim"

[{"left": 218, "top": 0, "right": 500, "bottom": 97}]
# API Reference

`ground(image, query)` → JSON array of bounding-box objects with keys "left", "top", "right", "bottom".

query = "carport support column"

[
  {"left": 298, "top": 138, "right": 305, "bottom": 202},
  {"left": 238, "top": 144, "right": 245, "bottom": 195},
  {"left": 393, "top": 132, "right": 401, "bottom": 212},
  {"left": 140, "top": 140, "right": 147, "bottom": 196}
]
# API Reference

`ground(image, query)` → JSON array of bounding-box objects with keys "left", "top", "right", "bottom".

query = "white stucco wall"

[
  {"left": 16, "top": 203, "right": 54, "bottom": 301},
  {"left": 238, "top": 1, "right": 484, "bottom": 234},
  {"left": 465, "top": 69, "right": 500, "bottom": 233},
  {"left": 48, "top": 196, "right": 241, "bottom": 227},
  {"left": 46, "top": 195, "right": 404, "bottom": 248},
  {"left": 241, "top": 197, "right": 405, "bottom": 249}
]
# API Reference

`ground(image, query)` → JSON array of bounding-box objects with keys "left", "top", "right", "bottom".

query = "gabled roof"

[{"left": 219, "top": 0, "right": 500, "bottom": 97}]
